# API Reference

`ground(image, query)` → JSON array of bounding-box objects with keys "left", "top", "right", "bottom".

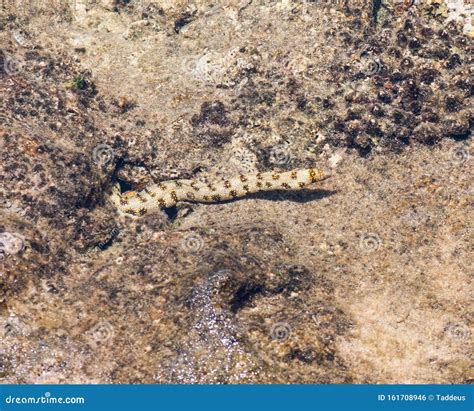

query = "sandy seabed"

[{"left": 0, "top": 0, "right": 472, "bottom": 384}]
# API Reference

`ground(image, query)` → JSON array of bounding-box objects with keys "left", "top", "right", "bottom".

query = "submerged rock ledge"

[{"left": 0, "top": 1, "right": 472, "bottom": 383}]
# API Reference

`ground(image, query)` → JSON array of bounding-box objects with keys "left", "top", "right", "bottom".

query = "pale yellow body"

[{"left": 111, "top": 168, "right": 330, "bottom": 216}]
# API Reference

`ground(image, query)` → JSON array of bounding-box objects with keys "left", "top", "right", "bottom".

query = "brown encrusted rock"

[{"left": 0, "top": 0, "right": 471, "bottom": 384}]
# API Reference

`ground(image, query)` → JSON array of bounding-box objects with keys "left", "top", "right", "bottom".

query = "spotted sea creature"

[{"left": 111, "top": 168, "right": 330, "bottom": 216}]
